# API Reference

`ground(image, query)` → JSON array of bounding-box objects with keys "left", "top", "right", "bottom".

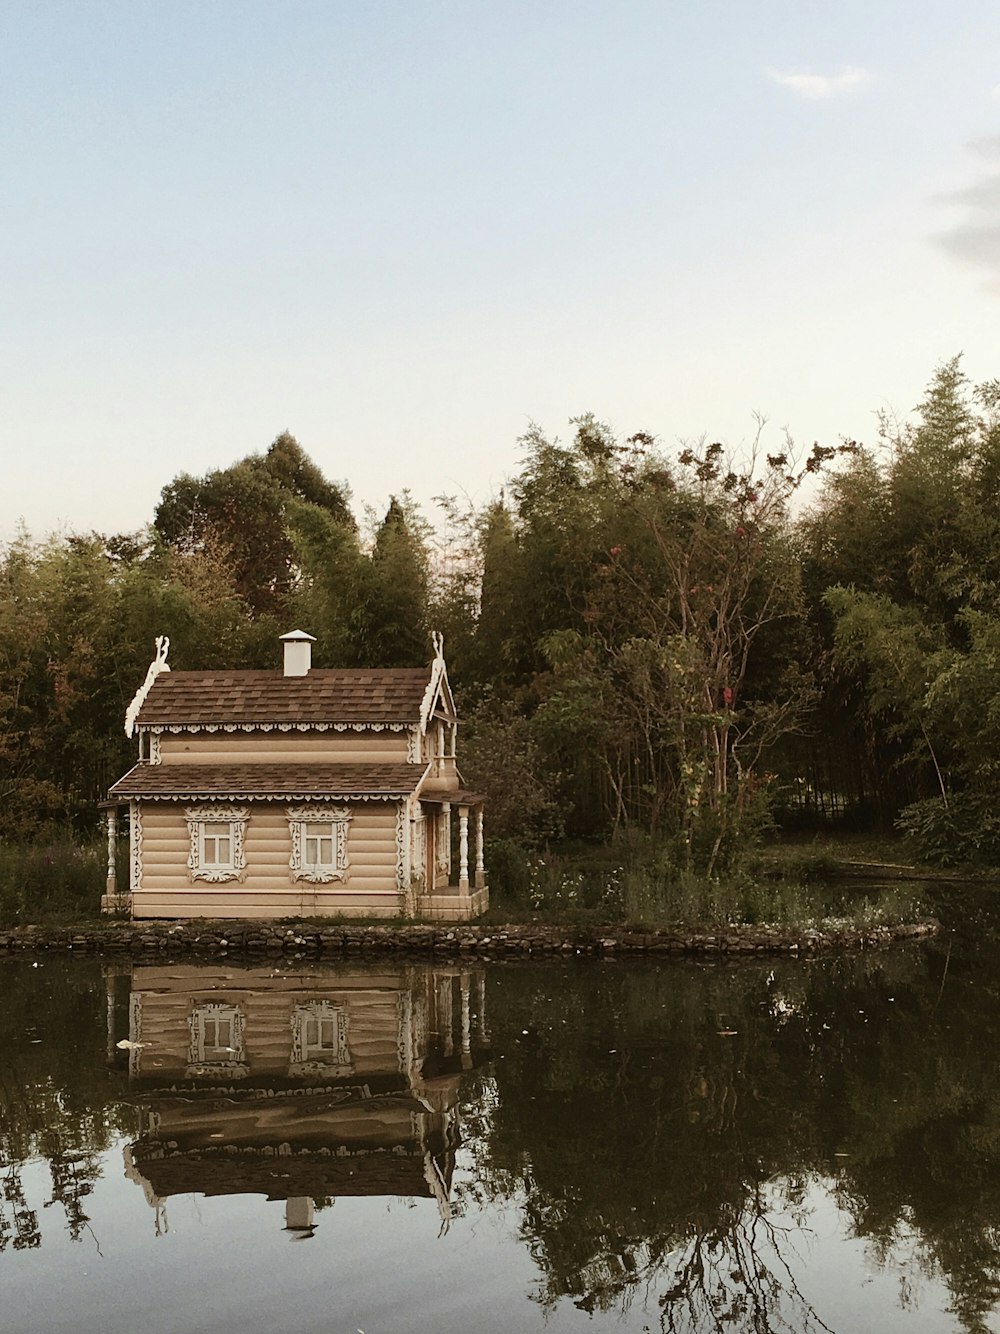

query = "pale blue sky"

[{"left": 2, "top": 1, "right": 998, "bottom": 538}]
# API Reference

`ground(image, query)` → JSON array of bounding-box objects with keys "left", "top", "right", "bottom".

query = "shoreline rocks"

[{"left": 0, "top": 917, "right": 941, "bottom": 960}]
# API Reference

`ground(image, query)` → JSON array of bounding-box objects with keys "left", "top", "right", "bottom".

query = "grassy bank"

[
  {"left": 483, "top": 835, "right": 930, "bottom": 933},
  {"left": 0, "top": 840, "right": 119, "bottom": 926},
  {"left": 0, "top": 833, "right": 938, "bottom": 934}
]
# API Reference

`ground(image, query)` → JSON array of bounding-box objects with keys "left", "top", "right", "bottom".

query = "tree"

[
  {"left": 154, "top": 433, "right": 354, "bottom": 617},
  {"left": 357, "top": 495, "right": 430, "bottom": 667},
  {"left": 814, "top": 358, "right": 1000, "bottom": 854}
]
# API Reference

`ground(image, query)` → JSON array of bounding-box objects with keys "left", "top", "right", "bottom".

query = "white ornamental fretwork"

[
  {"left": 413, "top": 816, "right": 426, "bottom": 889},
  {"left": 395, "top": 803, "right": 408, "bottom": 895},
  {"left": 289, "top": 1001, "right": 351, "bottom": 1077},
  {"left": 287, "top": 804, "right": 350, "bottom": 883},
  {"left": 130, "top": 803, "right": 143, "bottom": 894},
  {"left": 437, "top": 803, "right": 451, "bottom": 874},
  {"left": 125, "top": 636, "right": 170, "bottom": 738},
  {"left": 185, "top": 805, "right": 249, "bottom": 883}
]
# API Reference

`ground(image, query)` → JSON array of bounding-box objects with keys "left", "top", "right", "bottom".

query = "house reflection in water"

[{"left": 113, "top": 964, "right": 489, "bottom": 1237}]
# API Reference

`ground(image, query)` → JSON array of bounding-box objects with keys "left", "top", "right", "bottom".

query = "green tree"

[
  {"left": 154, "top": 433, "right": 354, "bottom": 617},
  {"left": 356, "top": 495, "right": 430, "bottom": 667}
]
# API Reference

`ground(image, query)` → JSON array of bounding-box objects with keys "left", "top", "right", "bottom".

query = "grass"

[
  {"left": 483, "top": 836, "right": 929, "bottom": 933},
  {"left": 0, "top": 838, "right": 113, "bottom": 927}
]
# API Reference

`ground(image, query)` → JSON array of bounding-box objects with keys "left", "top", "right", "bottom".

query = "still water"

[{"left": 2, "top": 905, "right": 999, "bottom": 1333}]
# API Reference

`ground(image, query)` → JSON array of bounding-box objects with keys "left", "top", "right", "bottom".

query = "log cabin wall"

[
  {"left": 156, "top": 730, "right": 411, "bottom": 765},
  {"left": 129, "top": 967, "right": 410, "bottom": 1085},
  {"left": 132, "top": 800, "right": 402, "bottom": 919}
]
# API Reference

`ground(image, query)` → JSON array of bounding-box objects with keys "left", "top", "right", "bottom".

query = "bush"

[
  {"left": 897, "top": 793, "right": 1000, "bottom": 867},
  {"left": 0, "top": 839, "right": 108, "bottom": 926},
  {"left": 482, "top": 838, "right": 535, "bottom": 908}
]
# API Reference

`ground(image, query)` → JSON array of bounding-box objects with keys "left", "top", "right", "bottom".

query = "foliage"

[
  {"left": 6, "top": 359, "right": 1000, "bottom": 868},
  {"left": 154, "top": 431, "right": 354, "bottom": 617},
  {"left": 0, "top": 839, "right": 110, "bottom": 926},
  {"left": 898, "top": 794, "right": 1000, "bottom": 868},
  {"left": 460, "top": 692, "right": 565, "bottom": 846},
  {"left": 811, "top": 358, "right": 1000, "bottom": 859}
]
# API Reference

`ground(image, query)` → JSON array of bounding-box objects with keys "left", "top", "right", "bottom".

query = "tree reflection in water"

[
  {"left": 3, "top": 919, "right": 1000, "bottom": 1332},
  {"left": 458, "top": 928, "right": 1000, "bottom": 1333}
]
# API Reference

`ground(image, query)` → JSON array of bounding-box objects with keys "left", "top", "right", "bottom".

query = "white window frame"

[
  {"left": 186, "top": 1001, "right": 248, "bottom": 1078},
  {"left": 185, "top": 805, "right": 249, "bottom": 883},
  {"left": 289, "top": 1000, "right": 352, "bottom": 1077},
  {"left": 288, "top": 804, "right": 351, "bottom": 883}
]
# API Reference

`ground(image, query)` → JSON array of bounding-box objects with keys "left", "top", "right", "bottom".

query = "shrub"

[
  {"left": 897, "top": 794, "right": 1000, "bottom": 867},
  {"left": 0, "top": 839, "right": 107, "bottom": 926}
]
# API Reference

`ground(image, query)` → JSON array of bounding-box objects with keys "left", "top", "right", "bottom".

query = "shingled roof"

[
  {"left": 134, "top": 668, "right": 432, "bottom": 728},
  {"left": 109, "top": 762, "right": 427, "bottom": 801}
]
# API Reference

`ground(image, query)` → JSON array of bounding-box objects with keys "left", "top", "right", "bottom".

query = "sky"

[{"left": 2, "top": 0, "right": 999, "bottom": 540}]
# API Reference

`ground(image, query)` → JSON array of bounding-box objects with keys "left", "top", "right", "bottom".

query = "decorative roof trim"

[
  {"left": 125, "top": 637, "right": 170, "bottom": 738},
  {"left": 143, "top": 720, "right": 411, "bottom": 735},
  {"left": 419, "top": 632, "right": 456, "bottom": 732},
  {"left": 133, "top": 791, "right": 408, "bottom": 803}
]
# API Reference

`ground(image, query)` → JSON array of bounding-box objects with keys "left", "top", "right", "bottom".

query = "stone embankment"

[{"left": 0, "top": 918, "right": 940, "bottom": 960}]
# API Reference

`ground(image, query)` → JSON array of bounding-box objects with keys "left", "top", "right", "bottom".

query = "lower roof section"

[{"left": 108, "top": 761, "right": 428, "bottom": 802}]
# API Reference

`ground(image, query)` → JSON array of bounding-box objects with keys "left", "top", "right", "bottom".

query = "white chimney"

[{"left": 280, "top": 630, "right": 315, "bottom": 677}]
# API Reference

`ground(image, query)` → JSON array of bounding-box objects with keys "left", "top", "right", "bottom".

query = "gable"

[{"left": 419, "top": 657, "right": 457, "bottom": 731}]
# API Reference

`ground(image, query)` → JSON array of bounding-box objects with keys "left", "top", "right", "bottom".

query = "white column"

[
  {"left": 475, "top": 807, "right": 485, "bottom": 889},
  {"left": 106, "top": 808, "right": 118, "bottom": 896},
  {"left": 105, "top": 967, "right": 116, "bottom": 1063},
  {"left": 460, "top": 972, "right": 472, "bottom": 1068},
  {"left": 458, "top": 806, "right": 470, "bottom": 890},
  {"left": 476, "top": 973, "right": 488, "bottom": 1043},
  {"left": 441, "top": 802, "right": 451, "bottom": 881}
]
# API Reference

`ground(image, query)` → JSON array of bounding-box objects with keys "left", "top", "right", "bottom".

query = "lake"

[{"left": 2, "top": 894, "right": 999, "bottom": 1333}]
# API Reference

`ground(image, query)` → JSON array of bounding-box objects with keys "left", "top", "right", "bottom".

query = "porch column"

[
  {"left": 476, "top": 973, "right": 488, "bottom": 1043},
  {"left": 460, "top": 972, "right": 472, "bottom": 1069},
  {"left": 441, "top": 802, "right": 451, "bottom": 882},
  {"left": 106, "top": 807, "right": 118, "bottom": 896},
  {"left": 438, "top": 975, "right": 455, "bottom": 1057},
  {"left": 475, "top": 807, "right": 485, "bottom": 890},
  {"left": 458, "top": 806, "right": 470, "bottom": 891},
  {"left": 105, "top": 967, "right": 116, "bottom": 1064}
]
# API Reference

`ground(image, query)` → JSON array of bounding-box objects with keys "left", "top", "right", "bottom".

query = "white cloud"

[
  {"left": 936, "top": 138, "right": 1000, "bottom": 281},
  {"left": 767, "top": 65, "right": 872, "bottom": 100}
]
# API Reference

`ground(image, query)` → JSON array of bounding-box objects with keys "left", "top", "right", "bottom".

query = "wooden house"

[
  {"left": 104, "top": 632, "right": 488, "bottom": 921},
  {"left": 113, "top": 963, "right": 489, "bottom": 1232}
]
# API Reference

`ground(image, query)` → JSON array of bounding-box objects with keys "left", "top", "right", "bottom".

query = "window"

[
  {"left": 185, "top": 805, "right": 249, "bottom": 883},
  {"left": 289, "top": 1001, "right": 351, "bottom": 1077},
  {"left": 288, "top": 804, "right": 351, "bottom": 883},
  {"left": 187, "top": 1002, "right": 247, "bottom": 1078}
]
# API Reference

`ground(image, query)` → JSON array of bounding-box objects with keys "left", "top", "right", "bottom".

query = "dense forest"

[{"left": 3, "top": 358, "right": 999, "bottom": 874}]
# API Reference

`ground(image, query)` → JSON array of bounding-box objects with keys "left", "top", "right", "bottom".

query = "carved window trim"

[
  {"left": 185, "top": 804, "right": 249, "bottom": 883},
  {"left": 289, "top": 1001, "right": 352, "bottom": 1077},
  {"left": 288, "top": 804, "right": 351, "bottom": 883},
  {"left": 187, "top": 1001, "right": 248, "bottom": 1079}
]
